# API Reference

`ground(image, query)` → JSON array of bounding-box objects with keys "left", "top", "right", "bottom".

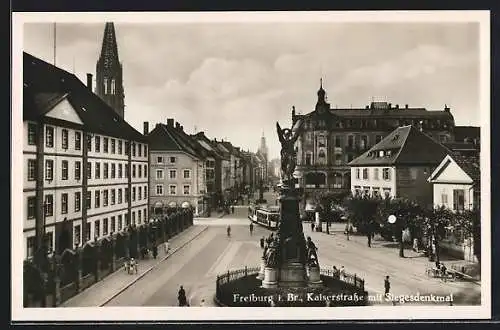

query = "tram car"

[{"left": 248, "top": 204, "right": 279, "bottom": 230}]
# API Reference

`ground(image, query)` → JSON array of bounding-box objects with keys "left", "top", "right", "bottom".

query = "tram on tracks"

[{"left": 248, "top": 204, "right": 280, "bottom": 230}]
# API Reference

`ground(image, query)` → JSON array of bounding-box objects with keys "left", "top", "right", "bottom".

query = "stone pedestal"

[
  {"left": 307, "top": 266, "right": 323, "bottom": 288},
  {"left": 278, "top": 262, "right": 307, "bottom": 288},
  {"left": 256, "top": 257, "right": 266, "bottom": 280},
  {"left": 262, "top": 267, "right": 278, "bottom": 289}
]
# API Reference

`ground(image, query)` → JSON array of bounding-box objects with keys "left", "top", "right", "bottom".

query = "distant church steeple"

[{"left": 96, "top": 22, "right": 125, "bottom": 119}]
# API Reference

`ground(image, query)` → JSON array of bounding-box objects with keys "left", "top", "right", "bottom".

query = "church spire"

[
  {"left": 100, "top": 22, "right": 120, "bottom": 66},
  {"left": 96, "top": 22, "right": 125, "bottom": 119}
]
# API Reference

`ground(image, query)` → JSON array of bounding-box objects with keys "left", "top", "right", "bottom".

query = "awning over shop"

[
  {"left": 154, "top": 201, "right": 164, "bottom": 208},
  {"left": 168, "top": 201, "right": 178, "bottom": 208},
  {"left": 182, "top": 201, "right": 191, "bottom": 208}
]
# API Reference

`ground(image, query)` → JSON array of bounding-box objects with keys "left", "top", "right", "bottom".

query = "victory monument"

[
  {"left": 259, "top": 120, "right": 322, "bottom": 289},
  {"left": 214, "top": 119, "right": 367, "bottom": 307}
]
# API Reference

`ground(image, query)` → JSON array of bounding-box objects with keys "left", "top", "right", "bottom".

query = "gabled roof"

[
  {"left": 428, "top": 153, "right": 480, "bottom": 185},
  {"left": 450, "top": 153, "right": 480, "bottom": 183},
  {"left": 191, "top": 132, "right": 224, "bottom": 159},
  {"left": 348, "top": 125, "right": 451, "bottom": 166},
  {"left": 23, "top": 52, "right": 145, "bottom": 141},
  {"left": 147, "top": 123, "right": 203, "bottom": 159}
]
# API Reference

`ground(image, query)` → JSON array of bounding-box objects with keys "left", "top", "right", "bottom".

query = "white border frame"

[{"left": 12, "top": 10, "right": 491, "bottom": 321}]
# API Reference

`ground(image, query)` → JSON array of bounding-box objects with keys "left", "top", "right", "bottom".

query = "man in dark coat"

[{"left": 178, "top": 285, "right": 187, "bottom": 306}]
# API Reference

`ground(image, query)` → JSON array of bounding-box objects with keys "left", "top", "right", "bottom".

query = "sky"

[{"left": 23, "top": 21, "right": 481, "bottom": 159}]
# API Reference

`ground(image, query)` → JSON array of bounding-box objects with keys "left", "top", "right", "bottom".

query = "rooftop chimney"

[
  {"left": 86, "top": 73, "right": 93, "bottom": 91},
  {"left": 167, "top": 118, "right": 174, "bottom": 127},
  {"left": 395, "top": 104, "right": 399, "bottom": 109},
  {"left": 444, "top": 104, "right": 450, "bottom": 112},
  {"left": 180, "top": 125, "right": 184, "bottom": 131},
  {"left": 143, "top": 121, "right": 149, "bottom": 135},
  {"left": 175, "top": 122, "right": 180, "bottom": 129},
  {"left": 405, "top": 104, "right": 409, "bottom": 109}
]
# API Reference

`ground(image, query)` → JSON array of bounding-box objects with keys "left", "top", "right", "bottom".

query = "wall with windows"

[
  {"left": 149, "top": 151, "right": 204, "bottom": 213},
  {"left": 350, "top": 166, "right": 396, "bottom": 198},
  {"left": 432, "top": 183, "right": 474, "bottom": 212},
  {"left": 23, "top": 118, "right": 149, "bottom": 259}
]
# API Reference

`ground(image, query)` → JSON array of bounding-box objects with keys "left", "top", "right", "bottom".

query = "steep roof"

[
  {"left": 450, "top": 153, "right": 481, "bottom": 184},
  {"left": 23, "top": 52, "right": 145, "bottom": 141},
  {"left": 348, "top": 125, "right": 451, "bottom": 166},
  {"left": 147, "top": 123, "right": 206, "bottom": 159}
]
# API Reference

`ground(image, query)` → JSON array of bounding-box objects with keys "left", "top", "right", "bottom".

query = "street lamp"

[{"left": 387, "top": 214, "right": 404, "bottom": 257}]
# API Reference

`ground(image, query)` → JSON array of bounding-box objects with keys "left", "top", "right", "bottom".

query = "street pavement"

[
  {"left": 62, "top": 189, "right": 480, "bottom": 307},
  {"left": 96, "top": 219, "right": 479, "bottom": 307},
  {"left": 60, "top": 225, "right": 208, "bottom": 307}
]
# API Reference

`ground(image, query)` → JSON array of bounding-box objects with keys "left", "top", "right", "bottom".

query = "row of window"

[
  {"left": 27, "top": 159, "right": 147, "bottom": 182},
  {"left": 156, "top": 156, "right": 177, "bottom": 164},
  {"left": 25, "top": 208, "right": 148, "bottom": 258},
  {"left": 155, "top": 184, "right": 191, "bottom": 196},
  {"left": 27, "top": 186, "right": 147, "bottom": 218},
  {"left": 155, "top": 169, "right": 191, "bottom": 180},
  {"left": 303, "top": 118, "right": 452, "bottom": 130},
  {"left": 303, "top": 133, "right": 383, "bottom": 148},
  {"left": 353, "top": 186, "right": 392, "bottom": 199},
  {"left": 27, "top": 124, "right": 147, "bottom": 158},
  {"left": 303, "top": 152, "right": 355, "bottom": 166},
  {"left": 355, "top": 168, "right": 391, "bottom": 181}
]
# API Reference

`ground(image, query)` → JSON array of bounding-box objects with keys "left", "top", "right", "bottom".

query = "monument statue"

[
  {"left": 306, "top": 236, "right": 319, "bottom": 267},
  {"left": 276, "top": 119, "right": 303, "bottom": 187}
]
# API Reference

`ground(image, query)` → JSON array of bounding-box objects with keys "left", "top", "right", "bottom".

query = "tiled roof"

[
  {"left": 295, "top": 107, "right": 453, "bottom": 119},
  {"left": 348, "top": 125, "right": 451, "bottom": 166},
  {"left": 23, "top": 52, "right": 145, "bottom": 142},
  {"left": 450, "top": 153, "right": 481, "bottom": 184},
  {"left": 146, "top": 124, "right": 198, "bottom": 158}
]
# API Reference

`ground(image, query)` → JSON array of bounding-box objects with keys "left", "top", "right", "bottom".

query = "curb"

[{"left": 99, "top": 226, "right": 208, "bottom": 306}]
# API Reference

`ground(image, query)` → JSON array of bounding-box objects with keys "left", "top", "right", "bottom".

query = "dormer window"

[
  {"left": 387, "top": 150, "right": 392, "bottom": 157},
  {"left": 378, "top": 150, "right": 385, "bottom": 157},
  {"left": 392, "top": 134, "right": 400, "bottom": 141}
]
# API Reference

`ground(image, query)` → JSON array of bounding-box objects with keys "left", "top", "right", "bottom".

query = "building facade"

[
  {"left": 23, "top": 52, "right": 148, "bottom": 260},
  {"left": 146, "top": 120, "right": 207, "bottom": 216},
  {"left": 428, "top": 153, "right": 480, "bottom": 262},
  {"left": 349, "top": 125, "right": 450, "bottom": 208},
  {"left": 292, "top": 81, "right": 455, "bottom": 201}
]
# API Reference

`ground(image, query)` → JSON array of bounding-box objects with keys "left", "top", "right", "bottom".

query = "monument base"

[
  {"left": 307, "top": 265, "right": 323, "bottom": 288},
  {"left": 278, "top": 262, "right": 307, "bottom": 288},
  {"left": 262, "top": 267, "right": 278, "bottom": 289},
  {"left": 256, "top": 257, "right": 266, "bottom": 280}
]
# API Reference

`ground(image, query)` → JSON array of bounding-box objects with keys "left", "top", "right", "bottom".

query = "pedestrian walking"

[
  {"left": 413, "top": 238, "right": 419, "bottom": 252},
  {"left": 231, "top": 205, "right": 235, "bottom": 214},
  {"left": 152, "top": 245, "right": 158, "bottom": 259},
  {"left": 339, "top": 266, "right": 345, "bottom": 281},
  {"left": 227, "top": 225, "right": 231, "bottom": 238},
  {"left": 164, "top": 240, "right": 170, "bottom": 255},
  {"left": 311, "top": 222, "right": 315, "bottom": 232},
  {"left": 178, "top": 285, "right": 187, "bottom": 306},
  {"left": 200, "top": 299, "right": 205, "bottom": 307},
  {"left": 249, "top": 222, "right": 254, "bottom": 236},
  {"left": 384, "top": 276, "right": 391, "bottom": 296},
  {"left": 260, "top": 236, "right": 265, "bottom": 249}
]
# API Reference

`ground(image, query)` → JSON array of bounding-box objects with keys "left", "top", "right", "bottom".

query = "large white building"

[
  {"left": 146, "top": 120, "right": 208, "bottom": 216},
  {"left": 349, "top": 125, "right": 450, "bottom": 208},
  {"left": 23, "top": 52, "right": 148, "bottom": 260}
]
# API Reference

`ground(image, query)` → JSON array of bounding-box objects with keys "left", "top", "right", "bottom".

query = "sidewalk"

[{"left": 60, "top": 225, "right": 208, "bottom": 307}]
